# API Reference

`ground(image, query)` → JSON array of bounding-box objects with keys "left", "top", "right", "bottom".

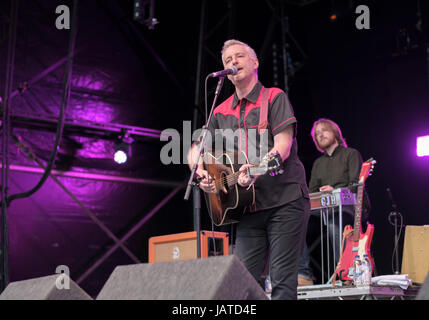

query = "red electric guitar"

[{"left": 336, "top": 158, "right": 376, "bottom": 282}]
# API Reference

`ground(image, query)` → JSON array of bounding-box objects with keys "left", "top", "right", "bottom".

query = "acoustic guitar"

[{"left": 202, "top": 151, "right": 282, "bottom": 226}]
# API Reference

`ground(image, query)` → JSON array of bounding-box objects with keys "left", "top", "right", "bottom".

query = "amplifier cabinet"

[
  {"left": 148, "top": 231, "right": 229, "bottom": 263},
  {"left": 401, "top": 225, "right": 429, "bottom": 284}
]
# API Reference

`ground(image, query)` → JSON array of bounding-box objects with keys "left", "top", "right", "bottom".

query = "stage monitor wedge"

[
  {"left": 416, "top": 272, "right": 429, "bottom": 300},
  {"left": 97, "top": 255, "right": 268, "bottom": 300},
  {"left": 0, "top": 274, "right": 92, "bottom": 300}
]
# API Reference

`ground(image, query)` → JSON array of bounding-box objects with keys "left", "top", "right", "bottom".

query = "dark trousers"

[{"left": 234, "top": 196, "right": 310, "bottom": 300}]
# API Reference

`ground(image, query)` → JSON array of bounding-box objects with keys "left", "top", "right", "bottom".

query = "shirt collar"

[
  {"left": 324, "top": 144, "right": 343, "bottom": 157},
  {"left": 231, "top": 81, "right": 263, "bottom": 109}
]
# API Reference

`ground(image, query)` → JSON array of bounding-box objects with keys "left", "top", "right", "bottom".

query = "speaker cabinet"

[
  {"left": 0, "top": 274, "right": 92, "bottom": 300},
  {"left": 401, "top": 225, "right": 429, "bottom": 284},
  {"left": 148, "top": 230, "right": 229, "bottom": 263},
  {"left": 97, "top": 255, "right": 267, "bottom": 300}
]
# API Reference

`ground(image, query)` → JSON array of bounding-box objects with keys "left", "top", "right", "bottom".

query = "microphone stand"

[
  {"left": 184, "top": 76, "right": 225, "bottom": 259},
  {"left": 387, "top": 187, "right": 400, "bottom": 274}
]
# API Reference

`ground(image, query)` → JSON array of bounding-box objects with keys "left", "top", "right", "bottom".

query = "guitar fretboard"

[
  {"left": 214, "top": 167, "right": 262, "bottom": 190},
  {"left": 353, "top": 184, "right": 364, "bottom": 242}
]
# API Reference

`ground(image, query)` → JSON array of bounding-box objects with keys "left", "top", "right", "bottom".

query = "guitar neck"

[
  {"left": 226, "top": 171, "right": 241, "bottom": 187},
  {"left": 222, "top": 167, "right": 260, "bottom": 188},
  {"left": 353, "top": 184, "right": 364, "bottom": 242}
]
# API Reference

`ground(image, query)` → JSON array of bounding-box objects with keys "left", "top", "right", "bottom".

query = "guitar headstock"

[
  {"left": 358, "top": 158, "right": 376, "bottom": 184},
  {"left": 250, "top": 151, "right": 283, "bottom": 176}
]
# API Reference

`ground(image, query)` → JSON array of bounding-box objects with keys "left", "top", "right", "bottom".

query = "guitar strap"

[{"left": 257, "top": 87, "right": 270, "bottom": 135}]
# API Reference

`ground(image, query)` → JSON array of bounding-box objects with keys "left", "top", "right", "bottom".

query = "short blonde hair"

[
  {"left": 311, "top": 118, "right": 348, "bottom": 153},
  {"left": 221, "top": 39, "right": 257, "bottom": 63}
]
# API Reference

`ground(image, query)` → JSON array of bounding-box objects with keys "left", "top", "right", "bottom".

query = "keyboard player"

[{"left": 298, "top": 118, "right": 370, "bottom": 286}]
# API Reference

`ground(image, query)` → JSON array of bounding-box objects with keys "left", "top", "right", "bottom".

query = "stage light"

[
  {"left": 114, "top": 145, "right": 129, "bottom": 164},
  {"left": 114, "top": 132, "right": 133, "bottom": 164},
  {"left": 329, "top": 13, "right": 337, "bottom": 21},
  {"left": 416, "top": 135, "right": 429, "bottom": 157}
]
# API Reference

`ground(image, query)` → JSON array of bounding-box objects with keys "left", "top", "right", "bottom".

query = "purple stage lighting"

[
  {"left": 114, "top": 140, "right": 132, "bottom": 164},
  {"left": 114, "top": 149, "right": 128, "bottom": 164},
  {"left": 416, "top": 135, "right": 429, "bottom": 157}
]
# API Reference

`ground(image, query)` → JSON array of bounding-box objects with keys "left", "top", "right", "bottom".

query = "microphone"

[
  {"left": 208, "top": 66, "right": 238, "bottom": 78},
  {"left": 386, "top": 187, "right": 397, "bottom": 210}
]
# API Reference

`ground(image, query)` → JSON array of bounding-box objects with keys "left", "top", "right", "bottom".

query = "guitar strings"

[
  {"left": 214, "top": 163, "right": 267, "bottom": 189},
  {"left": 209, "top": 154, "right": 277, "bottom": 189},
  {"left": 212, "top": 169, "right": 240, "bottom": 186},
  {"left": 214, "top": 170, "right": 241, "bottom": 189},
  {"left": 212, "top": 157, "right": 276, "bottom": 189}
]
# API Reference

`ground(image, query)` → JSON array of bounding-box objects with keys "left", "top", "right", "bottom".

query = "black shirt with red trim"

[{"left": 206, "top": 81, "right": 309, "bottom": 211}]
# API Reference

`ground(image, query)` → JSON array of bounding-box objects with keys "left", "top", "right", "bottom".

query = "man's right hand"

[
  {"left": 319, "top": 185, "right": 334, "bottom": 192},
  {"left": 196, "top": 169, "right": 217, "bottom": 193}
]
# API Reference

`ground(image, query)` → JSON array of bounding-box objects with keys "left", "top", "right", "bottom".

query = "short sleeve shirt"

[{"left": 206, "top": 81, "right": 309, "bottom": 211}]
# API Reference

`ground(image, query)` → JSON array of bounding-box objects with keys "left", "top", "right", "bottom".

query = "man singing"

[{"left": 188, "top": 39, "right": 310, "bottom": 299}]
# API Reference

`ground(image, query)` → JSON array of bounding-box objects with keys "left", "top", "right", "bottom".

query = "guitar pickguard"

[{"left": 357, "top": 235, "right": 369, "bottom": 258}]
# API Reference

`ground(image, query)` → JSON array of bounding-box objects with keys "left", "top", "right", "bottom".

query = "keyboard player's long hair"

[{"left": 311, "top": 118, "right": 348, "bottom": 153}]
